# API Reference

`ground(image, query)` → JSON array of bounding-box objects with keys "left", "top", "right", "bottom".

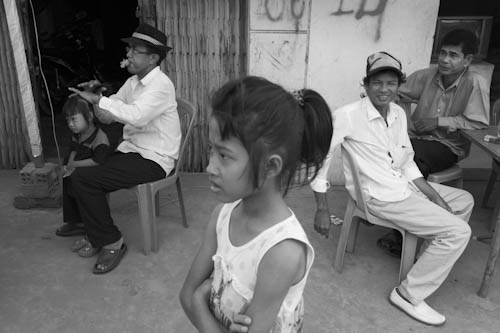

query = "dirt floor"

[{"left": 0, "top": 170, "right": 499, "bottom": 332}]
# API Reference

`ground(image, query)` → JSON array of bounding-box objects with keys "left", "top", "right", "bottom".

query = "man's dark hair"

[{"left": 440, "top": 29, "right": 478, "bottom": 56}]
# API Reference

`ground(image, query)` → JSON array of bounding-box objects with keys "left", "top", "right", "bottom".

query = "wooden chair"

[
  {"left": 334, "top": 146, "right": 418, "bottom": 283},
  {"left": 427, "top": 164, "right": 463, "bottom": 189},
  {"left": 120, "top": 98, "right": 196, "bottom": 254}
]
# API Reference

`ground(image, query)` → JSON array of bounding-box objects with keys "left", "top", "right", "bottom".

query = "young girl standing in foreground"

[{"left": 180, "top": 76, "right": 333, "bottom": 332}]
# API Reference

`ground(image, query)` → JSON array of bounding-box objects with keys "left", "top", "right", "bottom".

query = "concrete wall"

[
  {"left": 247, "top": 0, "right": 311, "bottom": 90},
  {"left": 248, "top": 0, "right": 440, "bottom": 184},
  {"left": 307, "top": 0, "right": 439, "bottom": 109}
]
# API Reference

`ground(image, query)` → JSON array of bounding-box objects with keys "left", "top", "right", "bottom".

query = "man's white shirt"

[
  {"left": 310, "top": 97, "right": 423, "bottom": 202},
  {"left": 98, "top": 66, "right": 181, "bottom": 174}
]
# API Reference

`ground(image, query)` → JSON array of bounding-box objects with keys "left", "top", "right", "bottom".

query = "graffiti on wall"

[
  {"left": 264, "top": 0, "right": 306, "bottom": 30},
  {"left": 259, "top": 0, "right": 388, "bottom": 41},
  {"left": 332, "top": 0, "right": 388, "bottom": 41}
]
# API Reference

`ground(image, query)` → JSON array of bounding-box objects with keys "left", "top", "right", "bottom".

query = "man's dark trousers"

[
  {"left": 411, "top": 139, "right": 458, "bottom": 179},
  {"left": 67, "top": 152, "right": 166, "bottom": 248}
]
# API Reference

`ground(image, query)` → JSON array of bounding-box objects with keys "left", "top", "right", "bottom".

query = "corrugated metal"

[
  {"left": 138, "top": 0, "right": 247, "bottom": 171},
  {"left": 0, "top": 0, "right": 31, "bottom": 169}
]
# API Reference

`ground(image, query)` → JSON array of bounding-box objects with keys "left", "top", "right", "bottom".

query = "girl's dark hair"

[
  {"left": 211, "top": 76, "right": 333, "bottom": 195},
  {"left": 62, "top": 95, "right": 94, "bottom": 125}
]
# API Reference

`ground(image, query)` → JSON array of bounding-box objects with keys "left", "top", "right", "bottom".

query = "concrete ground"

[{"left": 1, "top": 170, "right": 499, "bottom": 333}]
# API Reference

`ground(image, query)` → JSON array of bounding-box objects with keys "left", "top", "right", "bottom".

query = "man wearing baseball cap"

[
  {"left": 310, "top": 52, "right": 474, "bottom": 326},
  {"left": 376, "top": 29, "right": 490, "bottom": 261},
  {"left": 62, "top": 23, "right": 181, "bottom": 275}
]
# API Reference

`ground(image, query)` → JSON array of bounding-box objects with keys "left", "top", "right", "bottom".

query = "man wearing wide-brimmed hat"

[
  {"left": 310, "top": 52, "right": 474, "bottom": 326},
  {"left": 63, "top": 23, "right": 180, "bottom": 275}
]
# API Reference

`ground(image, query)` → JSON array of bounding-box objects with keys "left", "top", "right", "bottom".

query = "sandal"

[
  {"left": 376, "top": 231, "right": 402, "bottom": 258},
  {"left": 56, "top": 223, "right": 85, "bottom": 237},
  {"left": 78, "top": 242, "right": 101, "bottom": 258},
  {"left": 71, "top": 237, "right": 89, "bottom": 252},
  {"left": 93, "top": 244, "right": 127, "bottom": 275}
]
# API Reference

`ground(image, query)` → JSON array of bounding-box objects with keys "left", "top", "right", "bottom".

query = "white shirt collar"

[
  {"left": 364, "top": 97, "right": 398, "bottom": 125},
  {"left": 131, "top": 66, "right": 161, "bottom": 88},
  {"left": 139, "top": 66, "right": 161, "bottom": 85}
]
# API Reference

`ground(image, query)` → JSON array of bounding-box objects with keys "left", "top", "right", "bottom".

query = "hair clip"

[{"left": 292, "top": 89, "right": 304, "bottom": 106}]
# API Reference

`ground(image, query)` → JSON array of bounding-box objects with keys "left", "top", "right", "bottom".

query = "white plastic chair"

[
  {"left": 334, "top": 146, "right": 418, "bottom": 283},
  {"left": 427, "top": 164, "right": 463, "bottom": 189},
  {"left": 111, "top": 98, "right": 197, "bottom": 254}
]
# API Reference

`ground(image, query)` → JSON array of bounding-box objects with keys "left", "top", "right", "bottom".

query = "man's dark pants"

[
  {"left": 64, "top": 152, "right": 166, "bottom": 248},
  {"left": 411, "top": 139, "right": 458, "bottom": 179}
]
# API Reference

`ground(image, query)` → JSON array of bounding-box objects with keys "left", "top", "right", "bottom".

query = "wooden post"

[
  {"left": 4, "top": 0, "right": 44, "bottom": 168},
  {"left": 478, "top": 213, "right": 500, "bottom": 297}
]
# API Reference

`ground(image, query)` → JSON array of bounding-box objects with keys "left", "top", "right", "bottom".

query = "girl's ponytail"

[{"left": 296, "top": 89, "right": 333, "bottom": 183}]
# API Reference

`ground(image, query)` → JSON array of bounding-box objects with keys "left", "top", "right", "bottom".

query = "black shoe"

[{"left": 55, "top": 223, "right": 85, "bottom": 237}]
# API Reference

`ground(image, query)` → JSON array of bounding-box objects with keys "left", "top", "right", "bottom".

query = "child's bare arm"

[
  {"left": 66, "top": 151, "right": 76, "bottom": 166},
  {"left": 244, "top": 239, "right": 307, "bottom": 333},
  {"left": 191, "top": 279, "right": 230, "bottom": 332},
  {"left": 63, "top": 151, "right": 77, "bottom": 176},
  {"left": 180, "top": 204, "right": 225, "bottom": 332},
  {"left": 190, "top": 280, "right": 251, "bottom": 332}
]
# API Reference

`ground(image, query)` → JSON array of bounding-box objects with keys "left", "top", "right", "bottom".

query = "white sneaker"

[{"left": 389, "top": 287, "right": 446, "bottom": 326}]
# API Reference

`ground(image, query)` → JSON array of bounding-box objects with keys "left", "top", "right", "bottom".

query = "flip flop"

[
  {"left": 56, "top": 223, "right": 85, "bottom": 237},
  {"left": 376, "top": 232, "right": 402, "bottom": 258},
  {"left": 78, "top": 242, "right": 101, "bottom": 258},
  {"left": 71, "top": 237, "right": 89, "bottom": 252},
  {"left": 92, "top": 244, "right": 127, "bottom": 275}
]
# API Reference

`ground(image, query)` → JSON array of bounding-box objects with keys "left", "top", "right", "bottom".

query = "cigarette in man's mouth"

[{"left": 120, "top": 59, "right": 130, "bottom": 68}]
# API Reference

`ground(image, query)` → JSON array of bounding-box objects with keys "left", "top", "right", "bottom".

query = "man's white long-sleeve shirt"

[
  {"left": 98, "top": 66, "right": 181, "bottom": 173},
  {"left": 310, "top": 97, "right": 423, "bottom": 202}
]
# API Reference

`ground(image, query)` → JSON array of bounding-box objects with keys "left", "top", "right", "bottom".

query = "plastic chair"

[
  {"left": 427, "top": 165, "right": 463, "bottom": 189},
  {"left": 334, "top": 146, "right": 418, "bottom": 283},
  {"left": 128, "top": 98, "right": 196, "bottom": 254}
]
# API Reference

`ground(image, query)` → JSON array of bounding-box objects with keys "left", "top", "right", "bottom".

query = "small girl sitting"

[
  {"left": 180, "top": 76, "right": 333, "bottom": 332},
  {"left": 55, "top": 96, "right": 110, "bottom": 254}
]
